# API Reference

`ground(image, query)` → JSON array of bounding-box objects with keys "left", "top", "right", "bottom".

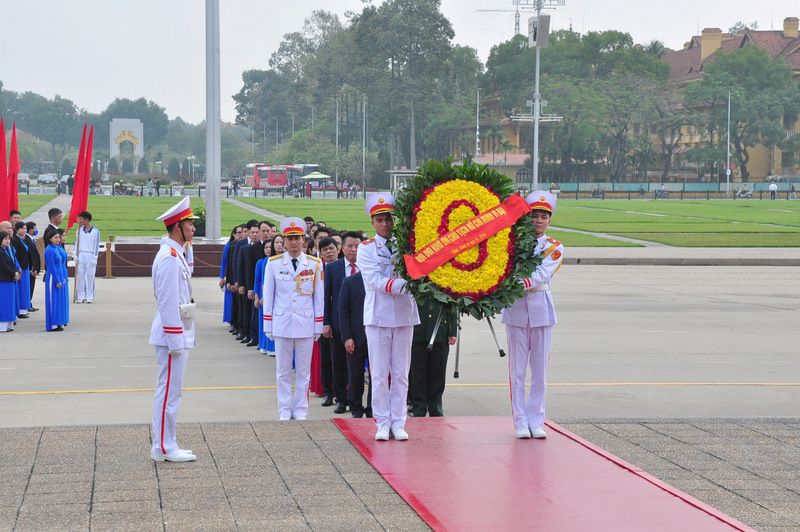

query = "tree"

[
  {"left": 644, "top": 40, "right": 666, "bottom": 59},
  {"left": 107, "top": 158, "right": 119, "bottom": 175},
  {"left": 485, "top": 122, "right": 503, "bottom": 164},
  {"left": 121, "top": 159, "right": 134, "bottom": 174},
  {"left": 499, "top": 140, "right": 514, "bottom": 164},
  {"left": 168, "top": 158, "right": 180, "bottom": 178},
  {"left": 60, "top": 159, "right": 72, "bottom": 176},
  {"left": 99, "top": 97, "right": 169, "bottom": 147},
  {"left": 138, "top": 157, "right": 149, "bottom": 174},
  {"left": 685, "top": 46, "right": 800, "bottom": 181}
]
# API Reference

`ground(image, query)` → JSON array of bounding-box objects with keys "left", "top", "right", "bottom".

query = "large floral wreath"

[{"left": 394, "top": 159, "right": 541, "bottom": 320}]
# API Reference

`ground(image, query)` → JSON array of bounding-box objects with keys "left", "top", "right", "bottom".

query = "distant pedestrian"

[{"left": 769, "top": 182, "right": 778, "bottom": 200}]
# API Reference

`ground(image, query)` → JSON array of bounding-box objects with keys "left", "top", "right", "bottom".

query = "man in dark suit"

[
  {"left": 243, "top": 221, "right": 271, "bottom": 346},
  {"left": 323, "top": 233, "right": 362, "bottom": 408},
  {"left": 24, "top": 222, "right": 40, "bottom": 311},
  {"left": 233, "top": 220, "right": 259, "bottom": 342},
  {"left": 43, "top": 208, "right": 63, "bottom": 247},
  {"left": 338, "top": 269, "right": 371, "bottom": 418},
  {"left": 318, "top": 236, "right": 340, "bottom": 407}
]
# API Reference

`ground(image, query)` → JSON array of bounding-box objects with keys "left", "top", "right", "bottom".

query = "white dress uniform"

[
  {"left": 501, "top": 190, "right": 564, "bottom": 436},
  {"left": 357, "top": 193, "right": 420, "bottom": 437},
  {"left": 149, "top": 197, "right": 198, "bottom": 461},
  {"left": 75, "top": 224, "right": 100, "bottom": 302},
  {"left": 263, "top": 217, "right": 324, "bottom": 420}
]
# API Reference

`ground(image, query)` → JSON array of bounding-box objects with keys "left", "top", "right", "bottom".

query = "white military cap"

[
  {"left": 156, "top": 196, "right": 199, "bottom": 227},
  {"left": 280, "top": 217, "right": 307, "bottom": 236},
  {"left": 365, "top": 192, "right": 395, "bottom": 217},
  {"left": 525, "top": 190, "right": 557, "bottom": 214}
]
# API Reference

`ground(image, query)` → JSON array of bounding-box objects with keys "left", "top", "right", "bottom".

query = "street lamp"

[
  {"left": 188, "top": 155, "right": 196, "bottom": 183},
  {"left": 330, "top": 97, "right": 340, "bottom": 185}
]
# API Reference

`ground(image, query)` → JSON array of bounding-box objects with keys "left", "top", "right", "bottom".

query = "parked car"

[
  {"left": 17, "top": 173, "right": 30, "bottom": 184},
  {"left": 36, "top": 173, "right": 57, "bottom": 184}
]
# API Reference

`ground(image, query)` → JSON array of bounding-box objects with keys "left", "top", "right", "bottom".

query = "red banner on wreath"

[{"left": 404, "top": 194, "right": 530, "bottom": 280}]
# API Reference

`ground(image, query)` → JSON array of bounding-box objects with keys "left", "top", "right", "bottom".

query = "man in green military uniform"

[{"left": 409, "top": 300, "right": 457, "bottom": 417}]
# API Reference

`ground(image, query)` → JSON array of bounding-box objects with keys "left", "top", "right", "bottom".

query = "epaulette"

[
  {"left": 270, "top": 254, "right": 283, "bottom": 260},
  {"left": 546, "top": 237, "right": 562, "bottom": 246},
  {"left": 362, "top": 237, "right": 375, "bottom": 245},
  {"left": 307, "top": 255, "right": 321, "bottom": 262},
  {"left": 170, "top": 248, "right": 178, "bottom": 257}
]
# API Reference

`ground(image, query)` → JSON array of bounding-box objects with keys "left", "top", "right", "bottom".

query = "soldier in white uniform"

[
  {"left": 149, "top": 197, "right": 199, "bottom": 462},
  {"left": 263, "top": 217, "right": 324, "bottom": 421},
  {"left": 357, "top": 193, "right": 420, "bottom": 441},
  {"left": 74, "top": 211, "right": 100, "bottom": 303},
  {"left": 501, "top": 190, "right": 564, "bottom": 439}
]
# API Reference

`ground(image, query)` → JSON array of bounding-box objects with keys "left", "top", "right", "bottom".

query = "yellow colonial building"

[{"left": 662, "top": 16, "right": 800, "bottom": 181}]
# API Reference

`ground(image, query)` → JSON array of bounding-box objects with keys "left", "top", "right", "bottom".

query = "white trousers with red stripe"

[
  {"left": 275, "top": 336, "right": 313, "bottom": 420},
  {"left": 151, "top": 347, "right": 189, "bottom": 454},
  {"left": 506, "top": 324, "right": 552, "bottom": 431},
  {"left": 366, "top": 325, "right": 413, "bottom": 432}
]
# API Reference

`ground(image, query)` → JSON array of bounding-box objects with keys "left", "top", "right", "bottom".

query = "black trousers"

[
  {"left": 331, "top": 333, "right": 349, "bottom": 405},
  {"left": 29, "top": 273, "right": 36, "bottom": 301},
  {"left": 238, "top": 292, "right": 251, "bottom": 337},
  {"left": 230, "top": 287, "right": 240, "bottom": 330},
  {"left": 410, "top": 341, "right": 449, "bottom": 417},
  {"left": 249, "top": 299, "right": 259, "bottom": 339},
  {"left": 347, "top": 343, "right": 371, "bottom": 417},
  {"left": 319, "top": 337, "right": 334, "bottom": 399}
]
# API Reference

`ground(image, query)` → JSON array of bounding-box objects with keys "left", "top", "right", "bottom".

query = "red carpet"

[{"left": 334, "top": 417, "right": 751, "bottom": 531}]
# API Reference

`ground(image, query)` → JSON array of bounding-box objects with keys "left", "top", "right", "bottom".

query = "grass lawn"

[
  {"left": 237, "top": 198, "right": 638, "bottom": 247},
  {"left": 238, "top": 197, "right": 369, "bottom": 230},
  {"left": 18, "top": 194, "right": 55, "bottom": 217},
  {"left": 554, "top": 200, "right": 800, "bottom": 247},
  {"left": 33, "top": 195, "right": 797, "bottom": 247},
  {"left": 60, "top": 196, "right": 258, "bottom": 243}
]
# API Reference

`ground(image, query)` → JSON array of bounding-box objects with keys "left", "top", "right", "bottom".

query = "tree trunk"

[{"left": 409, "top": 97, "right": 417, "bottom": 170}]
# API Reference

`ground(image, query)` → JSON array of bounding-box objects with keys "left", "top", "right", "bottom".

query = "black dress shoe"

[
  {"left": 246, "top": 339, "right": 259, "bottom": 347},
  {"left": 351, "top": 410, "right": 364, "bottom": 418},
  {"left": 240, "top": 337, "right": 251, "bottom": 344},
  {"left": 235, "top": 334, "right": 245, "bottom": 341},
  {"left": 334, "top": 403, "right": 347, "bottom": 414},
  {"left": 17, "top": 314, "right": 29, "bottom": 319},
  {"left": 321, "top": 396, "right": 334, "bottom": 407},
  {"left": 28, "top": 307, "right": 39, "bottom": 312}
]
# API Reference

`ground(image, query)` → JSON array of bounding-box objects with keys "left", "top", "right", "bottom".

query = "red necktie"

[{"left": 350, "top": 263, "right": 357, "bottom": 276}]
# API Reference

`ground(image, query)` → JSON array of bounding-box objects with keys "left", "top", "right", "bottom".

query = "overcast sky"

[{"left": 1, "top": 0, "right": 797, "bottom": 124}]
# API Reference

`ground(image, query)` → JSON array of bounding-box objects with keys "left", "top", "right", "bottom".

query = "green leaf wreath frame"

[{"left": 394, "top": 159, "right": 541, "bottom": 321}]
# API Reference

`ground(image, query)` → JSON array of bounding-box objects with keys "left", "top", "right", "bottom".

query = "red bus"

[{"left": 245, "top": 164, "right": 289, "bottom": 188}]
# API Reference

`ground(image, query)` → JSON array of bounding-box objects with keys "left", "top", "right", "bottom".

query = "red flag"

[
  {"left": 67, "top": 124, "right": 88, "bottom": 230},
  {"left": 8, "top": 123, "right": 21, "bottom": 212},
  {"left": 78, "top": 126, "right": 93, "bottom": 212},
  {"left": 0, "top": 119, "right": 8, "bottom": 221}
]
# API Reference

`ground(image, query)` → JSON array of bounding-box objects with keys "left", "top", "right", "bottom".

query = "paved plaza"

[{"left": 0, "top": 264, "right": 798, "bottom": 530}]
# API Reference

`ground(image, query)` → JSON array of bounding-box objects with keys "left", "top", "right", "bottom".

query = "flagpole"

[{"left": 73, "top": 227, "right": 80, "bottom": 303}]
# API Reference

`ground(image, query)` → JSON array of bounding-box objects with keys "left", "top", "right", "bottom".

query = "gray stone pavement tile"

[
  {"left": 157, "top": 476, "right": 224, "bottom": 489},
  {"left": 305, "top": 513, "right": 384, "bottom": 532},
  {"left": 371, "top": 508, "right": 431, "bottom": 532},
  {"left": 227, "top": 494, "right": 299, "bottom": 512},
  {"left": 294, "top": 491, "right": 364, "bottom": 510},
  {"left": 92, "top": 500, "right": 162, "bottom": 513},
  {"left": 164, "top": 520, "right": 238, "bottom": 532},
  {"left": 93, "top": 478, "right": 160, "bottom": 491},
  {"left": 14, "top": 515, "right": 91, "bottom": 532},
  {"left": 223, "top": 484, "right": 290, "bottom": 498},
  {"left": 25, "top": 480, "right": 93, "bottom": 495},
  {"left": 92, "top": 488, "right": 160, "bottom": 503},
  {"left": 22, "top": 491, "right": 92, "bottom": 505},
  {"left": 91, "top": 516, "right": 164, "bottom": 532},
  {"left": 161, "top": 497, "right": 232, "bottom": 512},
  {"left": 162, "top": 508, "right": 235, "bottom": 524},
  {"left": 235, "top": 515, "right": 310, "bottom": 532},
  {"left": 358, "top": 492, "right": 411, "bottom": 509},
  {"left": 159, "top": 486, "right": 229, "bottom": 500}
]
